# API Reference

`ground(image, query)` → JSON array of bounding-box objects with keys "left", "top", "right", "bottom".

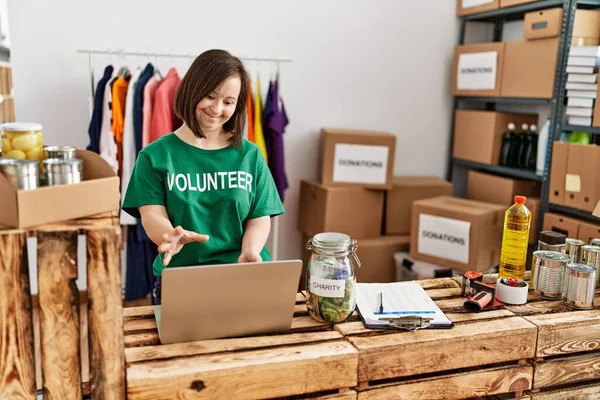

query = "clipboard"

[{"left": 356, "top": 281, "right": 454, "bottom": 331}]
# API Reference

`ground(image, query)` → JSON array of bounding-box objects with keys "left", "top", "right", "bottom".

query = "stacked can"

[
  {"left": 530, "top": 251, "right": 570, "bottom": 299},
  {"left": 580, "top": 245, "right": 600, "bottom": 289}
]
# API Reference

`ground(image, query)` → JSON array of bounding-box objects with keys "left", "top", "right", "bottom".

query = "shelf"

[
  {"left": 562, "top": 125, "right": 600, "bottom": 134},
  {"left": 549, "top": 204, "right": 600, "bottom": 223},
  {"left": 454, "top": 158, "right": 544, "bottom": 181},
  {"left": 463, "top": 0, "right": 564, "bottom": 22},
  {"left": 456, "top": 97, "right": 553, "bottom": 105},
  {"left": 577, "top": 0, "right": 600, "bottom": 9}
]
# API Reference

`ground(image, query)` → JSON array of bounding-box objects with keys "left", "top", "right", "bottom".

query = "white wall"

[{"left": 8, "top": 0, "right": 458, "bottom": 261}]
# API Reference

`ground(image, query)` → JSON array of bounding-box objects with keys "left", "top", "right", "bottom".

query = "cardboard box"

[
  {"left": 525, "top": 197, "right": 540, "bottom": 245},
  {"left": 573, "top": 9, "right": 600, "bottom": 39},
  {"left": 524, "top": 8, "right": 562, "bottom": 40},
  {"left": 457, "top": 0, "right": 498, "bottom": 17},
  {"left": 543, "top": 212, "right": 580, "bottom": 239},
  {"left": 299, "top": 234, "right": 410, "bottom": 288},
  {"left": 453, "top": 110, "right": 537, "bottom": 165},
  {"left": 580, "top": 144, "right": 600, "bottom": 212},
  {"left": 572, "top": 37, "right": 600, "bottom": 46},
  {"left": 563, "top": 144, "right": 600, "bottom": 212},
  {"left": 501, "top": 38, "right": 559, "bottom": 98},
  {"left": 298, "top": 180, "right": 384, "bottom": 239},
  {"left": 500, "top": 0, "right": 536, "bottom": 7},
  {"left": 319, "top": 128, "right": 396, "bottom": 190},
  {"left": 410, "top": 196, "right": 504, "bottom": 273},
  {"left": 0, "top": 150, "right": 120, "bottom": 229},
  {"left": 467, "top": 170, "right": 541, "bottom": 206},
  {"left": 578, "top": 221, "right": 600, "bottom": 244},
  {"left": 595, "top": 201, "right": 600, "bottom": 218},
  {"left": 549, "top": 142, "right": 568, "bottom": 206},
  {"left": 452, "top": 42, "right": 505, "bottom": 97},
  {"left": 385, "top": 176, "right": 452, "bottom": 235}
]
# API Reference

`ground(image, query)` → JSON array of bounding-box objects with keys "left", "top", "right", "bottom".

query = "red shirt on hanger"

[{"left": 150, "top": 68, "right": 182, "bottom": 142}]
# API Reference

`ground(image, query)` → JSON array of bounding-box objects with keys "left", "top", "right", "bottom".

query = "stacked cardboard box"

[
  {"left": 543, "top": 213, "right": 600, "bottom": 244},
  {"left": 297, "top": 128, "right": 452, "bottom": 284}
]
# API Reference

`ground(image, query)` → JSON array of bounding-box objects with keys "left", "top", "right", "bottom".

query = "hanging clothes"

[
  {"left": 99, "top": 72, "right": 119, "bottom": 174},
  {"left": 150, "top": 68, "right": 182, "bottom": 142},
  {"left": 142, "top": 76, "right": 161, "bottom": 148},
  {"left": 263, "top": 78, "right": 289, "bottom": 202},
  {"left": 246, "top": 80, "right": 255, "bottom": 142},
  {"left": 111, "top": 75, "right": 130, "bottom": 180},
  {"left": 253, "top": 79, "right": 268, "bottom": 161},
  {"left": 133, "top": 63, "right": 154, "bottom": 155},
  {"left": 120, "top": 68, "right": 143, "bottom": 226},
  {"left": 124, "top": 223, "right": 158, "bottom": 301},
  {"left": 87, "top": 65, "right": 113, "bottom": 153}
]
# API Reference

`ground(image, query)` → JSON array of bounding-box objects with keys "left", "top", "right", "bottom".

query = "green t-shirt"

[{"left": 122, "top": 133, "right": 284, "bottom": 276}]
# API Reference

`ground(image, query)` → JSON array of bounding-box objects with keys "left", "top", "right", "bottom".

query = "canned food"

[
  {"left": 580, "top": 245, "right": 600, "bottom": 289},
  {"left": 43, "top": 145, "right": 76, "bottom": 160},
  {"left": 591, "top": 238, "right": 600, "bottom": 247},
  {"left": 530, "top": 250, "right": 570, "bottom": 299},
  {"left": 0, "top": 158, "right": 39, "bottom": 190},
  {"left": 565, "top": 238, "right": 585, "bottom": 264},
  {"left": 564, "top": 263, "right": 597, "bottom": 310},
  {"left": 42, "top": 158, "right": 82, "bottom": 186}
]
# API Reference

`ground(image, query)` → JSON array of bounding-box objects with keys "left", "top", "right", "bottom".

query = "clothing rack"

[{"left": 78, "top": 48, "right": 289, "bottom": 261}]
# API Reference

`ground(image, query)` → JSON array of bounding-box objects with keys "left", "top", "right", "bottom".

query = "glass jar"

[
  {"left": 1, "top": 122, "right": 44, "bottom": 162},
  {"left": 305, "top": 232, "right": 359, "bottom": 324}
]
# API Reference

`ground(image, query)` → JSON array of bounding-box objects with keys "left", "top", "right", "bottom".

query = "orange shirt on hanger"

[{"left": 111, "top": 76, "right": 130, "bottom": 177}]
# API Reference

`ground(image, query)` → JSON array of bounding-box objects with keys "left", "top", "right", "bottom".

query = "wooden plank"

[
  {"left": 125, "top": 330, "right": 343, "bottom": 363},
  {"left": 506, "top": 300, "right": 572, "bottom": 316},
  {"left": 123, "top": 305, "right": 154, "bottom": 319},
  {"left": 425, "top": 287, "right": 462, "bottom": 299},
  {"left": 525, "top": 310, "right": 600, "bottom": 357},
  {"left": 349, "top": 317, "right": 536, "bottom": 382},
  {"left": 435, "top": 297, "right": 469, "bottom": 311},
  {"left": 534, "top": 352, "right": 600, "bottom": 389},
  {"left": 126, "top": 341, "right": 358, "bottom": 400},
  {"left": 0, "top": 231, "right": 36, "bottom": 399},
  {"left": 316, "top": 390, "right": 357, "bottom": 400},
  {"left": 529, "top": 381, "right": 600, "bottom": 399},
  {"left": 124, "top": 332, "right": 160, "bottom": 348},
  {"left": 356, "top": 364, "right": 532, "bottom": 400},
  {"left": 86, "top": 227, "right": 125, "bottom": 399},
  {"left": 37, "top": 230, "right": 81, "bottom": 399},
  {"left": 418, "top": 278, "right": 461, "bottom": 290}
]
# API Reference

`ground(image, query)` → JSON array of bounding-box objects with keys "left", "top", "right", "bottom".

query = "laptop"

[{"left": 155, "top": 260, "right": 303, "bottom": 344}]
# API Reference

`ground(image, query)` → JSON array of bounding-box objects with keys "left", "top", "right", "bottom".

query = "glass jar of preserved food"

[
  {"left": 305, "top": 232, "right": 360, "bottom": 323},
  {"left": 1, "top": 122, "right": 44, "bottom": 162}
]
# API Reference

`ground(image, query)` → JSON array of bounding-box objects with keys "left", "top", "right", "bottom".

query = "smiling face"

[{"left": 195, "top": 75, "right": 242, "bottom": 134}]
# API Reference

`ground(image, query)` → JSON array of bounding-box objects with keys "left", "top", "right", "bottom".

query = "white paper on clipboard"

[{"left": 356, "top": 281, "right": 452, "bottom": 328}]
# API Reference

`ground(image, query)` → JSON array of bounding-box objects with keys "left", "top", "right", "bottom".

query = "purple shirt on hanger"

[{"left": 264, "top": 79, "right": 289, "bottom": 202}]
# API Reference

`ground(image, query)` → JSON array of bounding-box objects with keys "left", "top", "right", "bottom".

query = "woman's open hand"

[{"left": 158, "top": 226, "right": 209, "bottom": 266}]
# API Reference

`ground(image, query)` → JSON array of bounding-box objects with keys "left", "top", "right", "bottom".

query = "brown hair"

[{"left": 174, "top": 49, "right": 248, "bottom": 148}]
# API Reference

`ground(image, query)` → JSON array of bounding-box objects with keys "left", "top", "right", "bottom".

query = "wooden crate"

[
  {"left": 0, "top": 212, "right": 123, "bottom": 399},
  {"left": 123, "top": 293, "right": 359, "bottom": 399}
]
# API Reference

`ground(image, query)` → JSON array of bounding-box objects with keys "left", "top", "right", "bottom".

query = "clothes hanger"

[
  {"left": 154, "top": 50, "right": 163, "bottom": 80},
  {"left": 117, "top": 49, "right": 131, "bottom": 80}
]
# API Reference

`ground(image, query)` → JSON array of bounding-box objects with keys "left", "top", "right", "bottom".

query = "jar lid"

[
  {"left": 311, "top": 232, "right": 353, "bottom": 252},
  {"left": 1, "top": 122, "right": 43, "bottom": 132},
  {"left": 539, "top": 231, "right": 566, "bottom": 245}
]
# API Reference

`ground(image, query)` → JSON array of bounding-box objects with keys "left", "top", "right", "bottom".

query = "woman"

[{"left": 122, "top": 49, "right": 284, "bottom": 304}]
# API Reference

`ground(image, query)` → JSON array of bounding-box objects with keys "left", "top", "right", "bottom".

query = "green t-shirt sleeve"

[
  {"left": 248, "top": 154, "right": 284, "bottom": 220},
  {"left": 122, "top": 151, "right": 165, "bottom": 219}
]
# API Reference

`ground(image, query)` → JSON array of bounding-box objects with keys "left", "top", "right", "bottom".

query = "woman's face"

[{"left": 196, "top": 75, "right": 241, "bottom": 133}]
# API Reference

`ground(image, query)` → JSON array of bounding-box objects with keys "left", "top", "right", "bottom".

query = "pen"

[
  {"left": 374, "top": 311, "right": 436, "bottom": 315},
  {"left": 378, "top": 292, "right": 384, "bottom": 314}
]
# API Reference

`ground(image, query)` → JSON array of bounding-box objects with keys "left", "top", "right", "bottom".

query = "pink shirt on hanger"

[
  {"left": 150, "top": 68, "right": 182, "bottom": 142},
  {"left": 142, "top": 76, "right": 160, "bottom": 148}
]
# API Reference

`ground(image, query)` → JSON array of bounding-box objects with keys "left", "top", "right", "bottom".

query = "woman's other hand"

[
  {"left": 238, "top": 250, "right": 262, "bottom": 263},
  {"left": 158, "top": 226, "right": 209, "bottom": 266}
]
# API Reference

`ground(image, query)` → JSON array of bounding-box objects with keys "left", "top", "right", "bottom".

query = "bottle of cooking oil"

[{"left": 499, "top": 195, "right": 532, "bottom": 280}]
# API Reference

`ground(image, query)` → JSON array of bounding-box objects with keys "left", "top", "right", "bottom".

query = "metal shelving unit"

[
  {"left": 550, "top": 204, "right": 600, "bottom": 222},
  {"left": 562, "top": 124, "right": 600, "bottom": 133},
  {"left": 449, "top": 0, "right": 600, "bottom": 240},
  {"left": 454, "top": 158, "right": 543, "bottom": 181}
]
